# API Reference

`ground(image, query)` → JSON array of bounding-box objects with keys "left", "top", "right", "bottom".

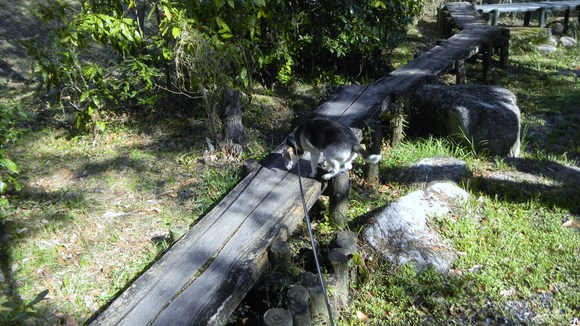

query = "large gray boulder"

[
  {"left": 363, "top": 182, "right": 469, "bottom": 273},
  {"left": 412, "top": 85, "right": 521, "bottom": 157}
]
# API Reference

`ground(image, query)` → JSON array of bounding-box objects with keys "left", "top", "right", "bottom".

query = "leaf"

[
  {"left": 252, "top": 0, "right": 265, "bottom": 7},
  {"left": 172, "top": 26, "right": 181, "bottom": 39},
  {"left": 162, "top": 6, "right": 172, "bottom": 21},
  {"left": 215, "top": 17, "right": 230, "bottom": 33},
  {"left": 1, "top": 301, "right": 20, "bottom": 309},
  {"left": 27, "top": 290, "right": 49, "bottom": 307},
  {"left": 11, "top": 312, "right": 30, "bottom": 321},
  {"left": 0, "top": 158, "right": 19, "bottom": 173}
]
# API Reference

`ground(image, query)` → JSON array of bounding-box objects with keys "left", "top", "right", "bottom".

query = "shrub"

[{"left": 25, "top": 0, "right": 424, "bottom": 132}]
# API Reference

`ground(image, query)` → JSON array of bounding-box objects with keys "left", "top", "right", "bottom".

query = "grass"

[
  {"left": 326, "top": 28, "right": 579, "bottom": 324},
  {"left": 0, "top": 116, "right": 251, "bottom": 322},
  {"left": 340, "top": 142, "right": 579, "bottom": 324},
  {"left": 1, "top": 4, "right": 579, "bottom": 326}
]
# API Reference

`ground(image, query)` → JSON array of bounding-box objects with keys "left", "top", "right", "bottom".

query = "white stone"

[
  {"left": 537, "top": 44, "right": 557, "bottom": 54},
  {"left": 560, "top": 36, "right": 577, "bottom": 48}
]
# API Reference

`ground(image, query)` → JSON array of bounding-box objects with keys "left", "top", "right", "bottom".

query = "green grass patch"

[{"left": 345, "top": 198, "right": 579, "bottom": 325}]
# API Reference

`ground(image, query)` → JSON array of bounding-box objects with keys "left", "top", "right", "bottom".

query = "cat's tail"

[{"left": 354, "top": 143, "right": 381, "bottom": 163}]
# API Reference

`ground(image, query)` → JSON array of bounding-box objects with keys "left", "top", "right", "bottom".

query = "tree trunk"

[{"left": 222, "top": 89, "right": 246, "bottom": 146}]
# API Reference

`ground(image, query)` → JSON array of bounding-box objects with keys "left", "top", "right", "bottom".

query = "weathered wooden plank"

[
  {"left": 91, "top": 85, "right": 364, "bottom": 326},
  {"left": 315, "top": 85, "right": 367, "bottom": 122},
  {"left": 444, "top": 2, "right": 488, "bottom": 30},
  {"left": 151, "top": 161, "right": 322, "bottom": 325},
  {"left": 91, "top": 165, "right": 287, "bottom": 325},
  {"left": 369, "top": 26, "right": 500, "bottom": 98}
]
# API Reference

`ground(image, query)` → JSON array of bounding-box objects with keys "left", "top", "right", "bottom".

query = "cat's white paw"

[{"left": 321, "top": 173, "right": 333, "bottom": 180}]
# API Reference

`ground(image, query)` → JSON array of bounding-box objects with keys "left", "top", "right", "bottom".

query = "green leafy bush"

[
  {"left": 0, "top": 103, "right": 25, "bottom": 206},
  {"left": 0, "top": 290, "right": 49, "bottom": 324},
  {"left": 25, "top": 0, "right": 424, "bottom": 132}
]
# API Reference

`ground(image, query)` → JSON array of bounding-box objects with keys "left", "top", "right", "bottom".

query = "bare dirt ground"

[{"left": 0, "top": 0, "right": 39, "bottom": 86}]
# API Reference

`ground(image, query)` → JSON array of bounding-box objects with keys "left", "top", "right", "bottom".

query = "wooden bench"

[
  {"left": 89, "top": 14, "right": 508, "bottom": 326},
  {"left": 477, "top": 0, "right": 580, "bottom": 32}
]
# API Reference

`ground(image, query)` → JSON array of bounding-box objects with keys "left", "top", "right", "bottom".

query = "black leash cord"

[{"left": 296, "top": 160, "right": 335, "bottom": 326}]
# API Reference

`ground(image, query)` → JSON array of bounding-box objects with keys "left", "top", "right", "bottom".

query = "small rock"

[
  {"left": 559, "top": 36, "right": 576, "bottom": 48},
  {"left": 549, "top": 22, "right": 564, "bottom": 36},
  {"left": 537, "top": 44, "right": 557, "bottom": 54}
]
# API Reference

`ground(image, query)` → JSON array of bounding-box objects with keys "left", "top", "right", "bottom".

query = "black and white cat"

[{"left": 283, "top": 118, "right": 381, "bottom": 180}]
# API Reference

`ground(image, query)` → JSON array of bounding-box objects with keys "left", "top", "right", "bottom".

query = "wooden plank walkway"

[
  {"left": 476, "top": 0, "right": 580, "bottom": 29},
  {"left": 443, "top": 2, "right": 489, "bottom": 30},
  {"left": 90, "top": 11, "right": 507, "bottom": 326}
]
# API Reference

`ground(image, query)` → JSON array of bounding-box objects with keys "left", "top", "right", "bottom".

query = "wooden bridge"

[
  {"left": 90, "top": 3, "right": 520, "bottom": 325},
  {"left": 476, "top": 0, "right": 580, "bottom": 32}
]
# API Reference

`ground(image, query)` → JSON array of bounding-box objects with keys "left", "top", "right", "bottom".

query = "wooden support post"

[
  {"left": 268, "top": 241, "right": 292, "bottom": 274},
  {"left": 264, "top": 308, "right": 293, "bottom": 326},
  {"left": 524, "top": 11, "right": 531, "bottom": 26},
  {"left": 222, "top": 89, "right": 246, "bottom": 147},
  {"left": 387, "top": 94, "right": 406, "bottom": 148},
  {"left": 455, "top": 59, "right": 467, "bottom": 85},
  {"left": 336, "top": 231, "right": 357, "bottom": 257},
  {"left": 446, "top": 16, "right": 455, "bottom": 37},
  {"left": 363, "top": 121, "right": 382, "bottom": 187},
  {"left": 482, "top": 43, "right": 492, "bottom": 83},
  {"left": 499, "top": 28, "right": 510, "bottom": 69},
  {"left": 287, "top": 285, "right": 311, "bottom": 326},
  {"left": 169, "top": 222, "right": 188, "bottom": 243},
  {"left": 437, "top": 5, "right": 446, "bottom": 37},
  {"left": 538, "top": 8, "right": 546, "bottom": 28},
  {"left": 329, "top": 172, "right": 350, "bottom": 228},
  {"left": 300, "top": 272, "right": 329, "bottom": 324},
  {"left": 482, "top": 12, "right": 490, "bottom": 25},
  {"left": 336, "top": 231, "right": 358, "bottom": 286},
  {"left": 563, "top": 8, "right": 570, "bottom": 34},
  {"left": 328, "top": 248, "right": 349, "bottom": 307},
  {"left": 491, "top": 10, "right": 499, "bottom": 26}
]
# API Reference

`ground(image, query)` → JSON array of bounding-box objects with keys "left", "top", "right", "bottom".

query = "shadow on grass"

[
  {"left": 378, "top": 154, "right": 579, "bottom": 214},
  {"left": 476, "top": 157, "right": 580, "bottom": 214},
  {"left": 0, "top": 187, "right": 87, "bottom": 323}
]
